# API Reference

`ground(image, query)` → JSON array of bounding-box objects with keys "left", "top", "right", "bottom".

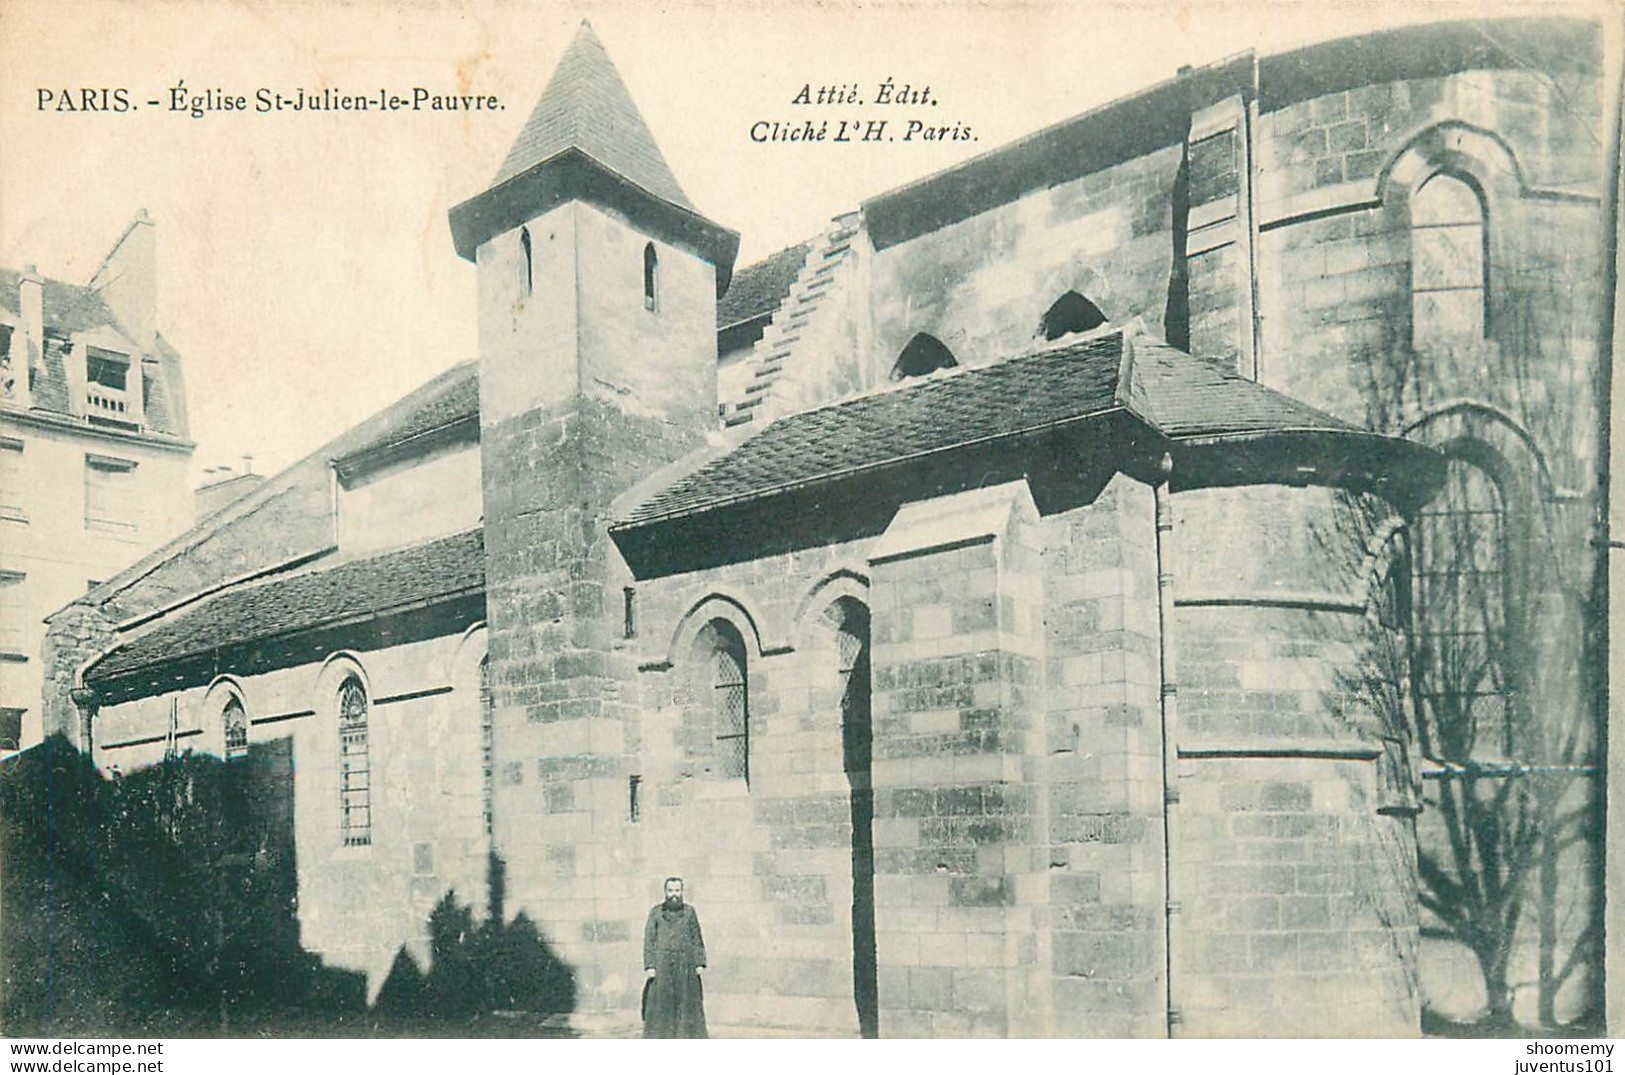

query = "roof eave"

[
  {"left": 449, "top": 147, "right": 740, "bottom": 296},
  {"left": 1168, "top": 426, "right": 1446, "bottom": 506},
  {"left": 610, "top": 403, "right": 1130, "bottom": 535},
  {"left": 85, "top": 582, "right": 486, "bottom": 691}
]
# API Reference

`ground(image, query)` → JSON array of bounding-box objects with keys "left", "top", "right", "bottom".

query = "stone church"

[{"left": 41, "top": 15, "right": 1607, "bottom": 1037}]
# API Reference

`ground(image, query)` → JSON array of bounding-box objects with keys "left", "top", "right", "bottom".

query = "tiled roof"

[
  {"left": 88, "top": 529, "right": 485, "bottom": 682},
  {"left": 335, "top": 361, "right": 479, "bottom": 462},
  {"left": 620, "top": 331, "right": 1362, "bottom": 526},
  {"left": 622, "top": 333, "right": 1128, "bottom": 525},
  {"left": 1126, "top": 338, "right": 1360, "bottom": 439},
  {"left": 717, "top": 242, "right": 812, "bottom": 328},
  {"left": 492, "top": 21, "right": 694, "bottom": 210},
  {"left": 0, "top": 268, "right": 117, "bottom": 334}
]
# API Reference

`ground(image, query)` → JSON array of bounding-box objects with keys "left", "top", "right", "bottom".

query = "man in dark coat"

[{"left": 642, "top": 877, "right": 707, "bottom": 1038}]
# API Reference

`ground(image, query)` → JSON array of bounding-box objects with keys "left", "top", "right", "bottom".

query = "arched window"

[
  {"left": 1411, "top": 172, "right": 1487, "bottom": 351},
  {"left": 643, "top": 242, "right": 659, "bottom": 311},
  {"left": 1039, "top": 291, "right": 1107, "bottom": 340},
  {"left": 338, "top": 676, "right": 372, "bottom": 846},
  {"left": 891, "top": 333, "right": 957, "bottom": 380},
  {"left": 1414, "top": 455, "right": 1510, "bottom": 759},
  {"left": 520, "top": 226, "right": 533, "bottom": 296},
  {"left": 222, "top": 695, "right": 248, "bottom": 761},
  {"left": 699, "top": 620, "right": 749, "bottom": 782}
]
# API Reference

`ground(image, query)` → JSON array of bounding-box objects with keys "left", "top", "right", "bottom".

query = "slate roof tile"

[
  {"left": 717, "top": 242, "right": 812, "bottom": 328},
  {"left": 336, "top": 362, "right": 480, "bottom": 462},
  {"left": 619, "top": 330, "right": 1361, "bottom": 526},
  {"left": 1126, "top": 337, "right": 1361, "bottom": 439},
  {"left": 622, "top": 333, "right": 1128, "bottom": 525},
  {"left": 493, "top": 22, "right": 693, "bottom": 210},
  {"left": 90, "top": 529, "right": 485, "bottom": 681},
  {"left": 0, "top": 268, "right": 117, "bottom": 335}
]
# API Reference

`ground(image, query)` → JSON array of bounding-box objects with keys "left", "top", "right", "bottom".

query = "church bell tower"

[{"left": 448, "top": 21, "right": 738, "bottom": 1030}]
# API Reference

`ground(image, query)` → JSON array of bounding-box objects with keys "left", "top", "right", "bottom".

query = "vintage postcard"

[{"left": 0, "top": 0, "right": 1617, "bottom": 1057}]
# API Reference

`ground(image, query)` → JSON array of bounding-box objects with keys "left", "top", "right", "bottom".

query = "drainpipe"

[
  {"left": 1598, "top": 6, "right": 1624, "bottom": 1038},
  {"left": 1153, "top": 452, "right": 1181, "bottom": 1036}
]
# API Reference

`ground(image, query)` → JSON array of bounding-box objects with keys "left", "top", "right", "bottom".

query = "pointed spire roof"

[
  {"left": 449, "top": 21, "right": 737, "bottom": 288},
  {"left": 493, "top": 21, "right": 694, "bottom": 211}
]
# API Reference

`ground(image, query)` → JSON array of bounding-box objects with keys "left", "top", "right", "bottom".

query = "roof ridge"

[{"left": 71, "top": 359, "right": 480, "bottom": 616}]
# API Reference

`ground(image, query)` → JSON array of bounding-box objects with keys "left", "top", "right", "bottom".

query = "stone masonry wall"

[
  {"left": 1039, "top": 473, "right": 1166, "bottom": 1037},
  {"left": 1256, "top": 64, "right": 1604, "bottom": 1031},
  {"left": 623, "top": 536, "right": 873, "bottom": 1034},
  {"left": 867, "top": 146, "right": 1180, "bottom": 376},
  {"left": 477, "top": 192, "right": 720, "bottom": 1030},
  {"left": 84, "top": 629, "right": 490, "bottom": 997},
  {"left": 39, "top": 601, "right": 116, "bottom": 748},
  {"left": 866, "top": 486, "right": 1046, "bottom": 1037},
  {"left": 1170, "top": 484, "right": 1419, "bottom": 1036}
]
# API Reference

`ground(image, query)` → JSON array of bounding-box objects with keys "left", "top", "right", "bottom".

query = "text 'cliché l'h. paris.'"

[
  {"left": 749, "top": 78, "right": 976, "bottom": 145},
  {"left": 34, "top": 85, "right": 505, "bottom": 118}
]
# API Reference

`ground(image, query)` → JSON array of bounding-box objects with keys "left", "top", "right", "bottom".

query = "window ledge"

[
  {"left": 0, "top": 652, "right": 28, "bottom": 664},
  {"left": 0, "top": 509, "right": 26, "bottom": 525},
  {"left": 85, "top": 522, "right": 141, "bottom": 543}
]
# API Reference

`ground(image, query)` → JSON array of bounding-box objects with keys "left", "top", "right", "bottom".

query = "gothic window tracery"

[
  {"left": 699, "top": 620, "right": 749, "bottom": 782},
  {"left": 1414, "top": 455, "right": 1512, "bottom": 760},
  {"left": 338, "top": 676, "right": 372, "bottom": 846},
  {"left": 222, "top": 695, "right": 248, "bottom": 761}
]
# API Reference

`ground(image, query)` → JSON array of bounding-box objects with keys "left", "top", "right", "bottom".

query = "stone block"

[{"left": 907, "top": 965, "right": 954, "bottom": 1010}]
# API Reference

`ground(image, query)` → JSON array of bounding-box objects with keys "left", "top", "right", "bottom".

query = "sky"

[{"left": 0, "top": 0, "right": 1590, "bottom": 485}]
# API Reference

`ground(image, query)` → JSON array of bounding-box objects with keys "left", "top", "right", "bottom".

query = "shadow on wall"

[
  {"left": 1, "top": 735, "right": 364, "bottom": 1036},
  {"left": 372, "top": 854, "right": 578, "bottom": 1035},
  {"left": 0, "top": 737, "right": 576, "bottom": 1037}
]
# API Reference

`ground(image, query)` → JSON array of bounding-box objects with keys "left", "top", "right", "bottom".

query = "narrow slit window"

[
  {"left": 520, "top": 226, "right": 533, "bottom": 296},
  {"left": 643, "top": 242, "right": 659, "bottom": 311},
  {"left": 479, "top": 656, "right": 494, "bottom": 837}
]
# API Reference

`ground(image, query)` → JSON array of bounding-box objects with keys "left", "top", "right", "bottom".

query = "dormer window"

[
  {"left": 85, "top": 347, "right": 135, "bottom": 425},
  {"left": 643, "top": 242, "right": 659, "bottom": 311}
]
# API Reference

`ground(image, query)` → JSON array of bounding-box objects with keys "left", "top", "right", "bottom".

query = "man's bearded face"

[{"left": 664, "top": 879, "right": 684, "bottom": 909}]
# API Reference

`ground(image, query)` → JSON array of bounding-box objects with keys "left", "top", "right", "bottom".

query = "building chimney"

[
  {"left": 19, "top": 265, "right": 43, "bottom": 376},
  {"left": 89, "top": 210, "right": 157, "bottom": 353}
]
